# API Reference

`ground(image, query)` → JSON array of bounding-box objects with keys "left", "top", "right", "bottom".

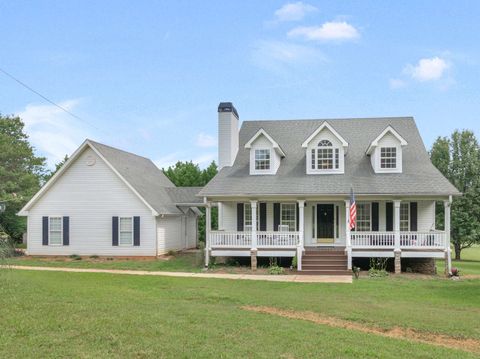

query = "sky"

[{"left": 0, "top": 1, "right": 479, "bottom": 169}]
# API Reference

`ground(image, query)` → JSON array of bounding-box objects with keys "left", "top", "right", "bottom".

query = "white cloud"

[
  {"left": 404, "top": 57, "right": 450, "bottom": 82},
  {"left": 274, "top": 2, "right": 317, "bottom": 22},
  {"left": 17, "top": 99, "right": 91, "bottom": 167},
  {"left": 196, "top": 132, "right": 216, "bottom": 148},
  {"left": 288, "top": 21, "right": 359, "bottom": 41},
  {"left": 389, "top": 78, "right": 406, "bottom": 90}
]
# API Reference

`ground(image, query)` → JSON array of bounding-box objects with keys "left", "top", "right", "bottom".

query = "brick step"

[
  {"left": 303, "top": 265, "right": 348, "bottom": 270},
  {"left": 297, "top": 269, "right": 352, "bottom": 276}
]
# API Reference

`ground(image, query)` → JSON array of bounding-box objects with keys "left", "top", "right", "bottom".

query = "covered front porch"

[{"left": 204, "top": 196, "right": 452, "bottom": 274}]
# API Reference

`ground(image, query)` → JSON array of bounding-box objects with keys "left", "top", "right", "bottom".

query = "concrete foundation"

[{"left": 250, "top": 250, "right": 257, "bottom": 271}]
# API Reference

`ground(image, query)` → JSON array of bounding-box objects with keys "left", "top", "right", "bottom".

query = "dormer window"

[
  {"left": 254, "top": 149, "right": 271, "bottom": 170},
  {"left": 380, "top": 147, "right": 397, "bottom": 169},
  {"left": 311, "top": 140, "right": 340, "bottom": 170}
]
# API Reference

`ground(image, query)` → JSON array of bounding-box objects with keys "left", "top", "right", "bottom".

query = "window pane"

[
  {"left": 120, "top": 217, "right": 132, "bottom": 231},
  {"left": 311, "top": 149, "right": 316, "bottom": 169},
  {"left": 318, "top": 140, "right": 332, "bottom": 146},
  {"left": 119, "top": 217, "right": 132, "bottom": 245},
  {"left": 49, "top": 231, "right": 62, "bottom": 245},
  {"left": 243, "top": 204, "right": 259, "bottom": 230},
  {"left": 254, "top": 149, "right": 270, "bottom": 170},
  {"left": 335, "top": 148, "right": 339, "bottom": 169},
  {"left": 120, "top": 232, "right": 132, "bottom": 245},
  {"left": 400, "top": 203, "right": 409, "bottom": 231},
  {"left": 281, "top": 203, "right": 296, "bottom": 231},
  {"left": 50, "top": 217, "right": 62, "bottom": 231},
  {"left": 380, "top": 147, "right": 397, "bottom": 169},
  {"left": 356, "top": 203, "right": 371, "bottom": 231},
  {"left": 317, "top": 148, "right": 333, "bottom": 169}
]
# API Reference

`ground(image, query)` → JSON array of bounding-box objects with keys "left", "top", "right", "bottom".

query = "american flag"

[{"left": 349, "top": 187, "right": 356, "bottom": 230}]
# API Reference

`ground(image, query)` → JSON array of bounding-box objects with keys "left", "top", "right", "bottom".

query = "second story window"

[
  {"left": 311, "top": 140, "right": 339, "bottom": 170},
  {"left": 254, "top": 149, "right": 270, "bottom": 170},
  {"left": 380, "top": 147, "right": 397, "bottom": 169}
]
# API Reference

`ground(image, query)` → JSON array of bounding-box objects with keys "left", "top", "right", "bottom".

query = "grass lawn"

[
  {"left": 0, "top": 268, "right": 479, "bottom": 358},
  {"left": 437, "top": 245, "right": 480, "bottom": 275}
]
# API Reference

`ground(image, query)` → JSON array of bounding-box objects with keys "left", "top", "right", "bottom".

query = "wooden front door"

[{"left": 317, "top": 204, "right": 334, "bottom": 240}]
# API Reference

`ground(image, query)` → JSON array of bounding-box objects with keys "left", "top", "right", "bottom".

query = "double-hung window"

[
  {"left": 49, "top": 217, "right": 62, "bottom": 245},
  {"left": 254, "top": 149, "right": 271, "bottom": 170},
  {"left": 244, "top": 204, "right": 260, "bottom": 230},
  {"left": 280, "top": 203, "right": 296, "bottom": 231},
  {"left": 311, "top": 140, "right": 339, "bottom": 171},
  {"left": 380, "top": 147, "right": 397, "bottom": 169},
  {"left": 400, "top": 203, "right": 410, "bottom": 231},
  {"left": 119, "top": 217, "right": 133, "bottom": 245},
  {"left": 355, "top": 203, "right": 371, "bottom": 231}
]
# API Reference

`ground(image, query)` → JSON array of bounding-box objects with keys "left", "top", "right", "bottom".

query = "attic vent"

[{"left": 86, "top": 156, "right": 96, "bottom": 166}]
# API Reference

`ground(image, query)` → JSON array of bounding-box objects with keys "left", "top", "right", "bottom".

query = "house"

[
  {"left": 199, "top": 102, "right": 460, "bottom": 274},
  {"left": 18, "top": 140, "right": 202, "bottom": 257}
]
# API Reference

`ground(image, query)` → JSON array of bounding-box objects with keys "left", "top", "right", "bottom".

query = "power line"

[{"left": 0, "top": 67, "right": 106, "bottom": 133}]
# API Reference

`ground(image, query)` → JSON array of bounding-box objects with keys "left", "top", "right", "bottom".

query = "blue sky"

[{"left": 1, "top": 1, "right": 479, "bottom": 168}]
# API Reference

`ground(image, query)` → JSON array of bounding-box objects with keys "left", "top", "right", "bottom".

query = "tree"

[
  {"left": 0, "top": 115, "right": 47, "bottom": 240},
  {"left": 430, "top": 130, "right": 480, "bottom": 260},
  {"left": 163, "top": 161, "right": 218, "bottom": 242},
  {"left": 44, "top": 155, "right": 69, "bottom": 182}
]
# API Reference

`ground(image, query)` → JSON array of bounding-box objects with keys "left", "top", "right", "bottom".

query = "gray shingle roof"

[
  {"left": 199, "top": 117, "right": 459, "bottom": 198},
  {"left": 89, "top": 140, "right": 202, "bottom": 214}
]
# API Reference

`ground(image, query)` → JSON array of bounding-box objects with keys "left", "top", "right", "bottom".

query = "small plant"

[
  {"left": 106, "top": 257, "right": 114, "bottom": 261},
  {"left": 268, "top": 257, "right": 285, "bottom": 275},
  {"left": 291, "top": 255, "right": 298, "bottom": 269},
  {"left": 89, "top": 255, "right": 99, "bottom": 259},
  {"left": 352, "top": 266, "right": 361, "bottom": 279},
  {"left": 225, "top": 257, "right": 239, "bottom": 266},
  {"left": 207, "top": 256, "right": 217, "bottom": 269},
  {"left": 69, "top": 254, "right": 81, "bottom": 260},
  {"left": 167, "top": 250, "right": 176, "bottom": 256},
  {"left": 368, "top": 258, "right": 388, "bottom": 277}
]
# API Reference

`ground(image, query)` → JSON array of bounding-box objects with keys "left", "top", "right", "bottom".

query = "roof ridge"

[
  {"left": 243, "top": 116, "right": 414, "bottom": 123},
  {"left": 87, "top": 139, "right": 152, "bottom": 162}
]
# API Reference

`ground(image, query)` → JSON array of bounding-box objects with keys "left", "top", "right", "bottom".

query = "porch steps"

[{"left": 299, "top": 248, "right": 350, "bottom": 276}]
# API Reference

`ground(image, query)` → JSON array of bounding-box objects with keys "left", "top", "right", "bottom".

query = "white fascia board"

[
  {"left": 244, "top": 128, "right": 286, "bottom": 157},
  {"left": 302, "top": 121, "right": 348, "bottom": 148},
  {"left": 366, "top": 125, "right": 408, "bottom": 154}
]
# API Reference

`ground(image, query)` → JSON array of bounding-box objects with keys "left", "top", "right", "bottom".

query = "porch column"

[
  {"left": 344, "top": 200, "right": 352, "bottom": 270},
  {"left": 250, "top": 200, "right": 258, "bottom": 270},
  {"left": 444, "top": 197, "right": 452, "bottom": 275},
  {"left": 205, "top": 203, "right": 211, "bottom": 267},
  {"left": 217, "top": 202, "right": 223, "bottom": 230},
  {"left": 297, "top": 200, "right": 305, "bottom": 271},
  {"left": 394, "top": 200, "right": 401, "bottom": 274}
]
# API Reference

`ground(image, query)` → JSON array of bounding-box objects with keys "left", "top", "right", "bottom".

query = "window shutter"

[
  {"left": 296, "top": 202, "right": 299, "bottom": 231},
  {"left": 133, "top": 216, "right": 140, "bottom": 246},
  {"left": 112, "top": 216, "right": 119, "bottom": 246},
  {"left": 63, "top": 216, "right": 70, "bottom": 246},
  {"left": 237, "top": 203, "right": 244, "bottom": 231},
  {"left": 410, "top": 202, "right": 418, "bottom": 232},
  {"left": 42, "top": 216, "right": 49, "bottom": 245},
  {"left": 273, "top": 203, "right": 280, "bottom": 231},
  {"left": 371, "top": 203, "right": 379, "bottom": 231},
  {"left": 259, "top": 203, "right": 267, "bottom": 231},
  {"left": 386, "top": 203, "right": 393, "bottom": 231}
]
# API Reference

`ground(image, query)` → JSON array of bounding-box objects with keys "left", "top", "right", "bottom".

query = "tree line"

[{"left": 0, "top": 113, "right": 479, "bottom": 259}]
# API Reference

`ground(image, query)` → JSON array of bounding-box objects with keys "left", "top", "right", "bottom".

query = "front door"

[{"left": 317, "top": 204, "right": 334, "bottom": 242}]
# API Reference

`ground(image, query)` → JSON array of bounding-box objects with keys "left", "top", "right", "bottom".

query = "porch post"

[
  {"left": 344, "top": 200, "right": 352, "bottom": 270},
  {"left": 205, "top": 203, "right": 211, "bottom": 267},
  {"left": 250, "top": 200, "right": 258, "bottom": 270},
  {"left": 393, "top": 200, "right": 401, "bottom": 274},
  {"left": 297, "top": 200, "right": 305, "bottom": 271},
  {"left": 444, "top": 197, "right": 452, "bottom": 275}
]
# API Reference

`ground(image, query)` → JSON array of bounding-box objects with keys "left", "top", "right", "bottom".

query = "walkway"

[{"left": 6, "top": 265, "right": 352, "bottom": 283}]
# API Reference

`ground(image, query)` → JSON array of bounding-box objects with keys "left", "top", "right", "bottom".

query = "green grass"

[
  {"left": 0, "top": 269, "right": 479, "bottom": 358},
  {"left": 7, "top": 251, "right": 205, "bottom": 272},
  {"left": 437, "top": 245, "right": 480, "bottom": 275}
]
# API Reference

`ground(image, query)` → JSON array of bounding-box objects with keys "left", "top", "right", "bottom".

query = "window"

[
  {"left": 244, "top": 204, "right": 259, "bottom": 230},
  {"left": 400, "top": 203, "right": 410, "bottom": 231},
  {"left": 355, "top": 203, "right": 371, "bottom": 231},
  {"left": 281, "top": 203, "right": 296, "bottom": 231},
  {"left": 254, "top": 149, "right": 270, "bottom": 170},
  {"left": 49, "top": 217, "right": 62, "bottom": 245},
  {"left": 380, "top": 147, "right": 397, "bottom": 169},
  {"left": 119, "top": 217, "right": 133, "bottom": 245},
  {"left": 311, "top": 140, "right": 339, "bottom": 171}
]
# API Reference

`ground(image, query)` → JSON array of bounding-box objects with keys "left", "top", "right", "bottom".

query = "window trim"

[
  {"left": 307, "top": 139, "right": 343, "bottom": 174},
  {"left": 254, "top": 148, "right": 271, "bottom": 171},
  {"left": 280, "top": 203, "right": 296, "bottom": 232},
  {"left": 380, "top": 146, "right": 397, "bottom": 169},
  {"left": 400, "top": 202, "right": 410, "bottom": 232},
  {"left": 48, "top": 216, "right": 63, "bottom": 246},
  {"left": 118, "top": 216, "right": 134, "bottom": 246}
]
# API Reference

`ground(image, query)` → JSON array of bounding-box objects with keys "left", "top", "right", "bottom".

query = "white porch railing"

[
  {"left": 209, "top": 231, "right": 299, "bottom": 248},
  {"left": 351, "top": 231, "right": 446, "bottom": 249}
]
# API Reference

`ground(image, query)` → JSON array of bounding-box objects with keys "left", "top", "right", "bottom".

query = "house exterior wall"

[
  {"left": 371, "top": 132, "right": 403, "bottom": 173},
  {"left": 186, "top": 211, "right": 198, "bottom": 248},
  {"left": 26, "top": 147, "right": 157, "bottom": 256},
  {"left": 248, "top": 135, "right": 281, "bottom": 175}
]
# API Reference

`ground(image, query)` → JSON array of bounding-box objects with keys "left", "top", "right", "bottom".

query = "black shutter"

[
  {"left": 259, "top": 203, "right": 267, "bottom": 231},
  {"left": 386, "top": 202, "right": 393, "bottom": 231},
  {"left": 112, "top": 216, "right": 119, "bottom": 246},
  {"left": 410, "top": 202, "right": 418, "bottom": 232},
  {"left": 371, "top": 203, "right": 379, "bottom": 231},
  {"left": 133, "top": 216, "right": 140, "bottom": 246},
  {"left": 237, "top": 203, "right": 244, "bottom": 231},
  {"left": 42, "top": 216, "right": 49, "bottom": 245},
  {"left": 296, "top": 202, "right": 299, "bottom": 231},
  {"left": 273, "top": 203, "right": 280, "bottom": 231},
  {"left": 63, "top": 216, "right": 69, "bottom": 246}
]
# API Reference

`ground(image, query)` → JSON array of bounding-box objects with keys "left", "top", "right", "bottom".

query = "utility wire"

[{"left": 0, "top": 67, "right": 106, "bottom": 133}]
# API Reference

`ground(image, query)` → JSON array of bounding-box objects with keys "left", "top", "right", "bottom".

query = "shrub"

[
  {"left": 89, "top": 255, "right": 99, "bottom": 259},
  {"left": 291, "top": 255, "right": 297, "bottom": 269},
  {"left": 167, "top": 250, "right": 176, "bottom": 256},
  {"left": 268, "top": 258, "right": 285, "bottom": 275},
  {"left": 69, "top": 254, "right": 82, "bottom": 260},
  {"left": 368, "top": 258, "right": 388, "bottom": 277}
]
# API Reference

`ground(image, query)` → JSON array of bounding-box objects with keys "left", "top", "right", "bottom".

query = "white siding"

[
  {"left": 218, "top": 111, "right": 239, "bottom": 169},
  {"left": 186, "top": 212, "right": 198, "bottom": 248},
  {"left": 417, "top": 201, "right": 436, "bottom": 231},
  {"left": 157, "top": 216, "right": 183, "bottom": 254},
  {"left": 27, "top": 147, "right": 157, "bottom": 256},
  {"left": 221, "top": 202, "right": 237, "bottom": 231},
  {"left": 249, "top": 135, "right": 281, "bottom": 175},
  {"left": 371, "top": 133, "right": 403, "bottom": 173},
  {"left": 306, "top": 128, "right": 345, "bottom": 174}
]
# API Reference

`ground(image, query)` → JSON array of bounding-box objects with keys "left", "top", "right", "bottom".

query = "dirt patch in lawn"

[{"left": 242, "top": 305, "right": 480, "bottom": 354}]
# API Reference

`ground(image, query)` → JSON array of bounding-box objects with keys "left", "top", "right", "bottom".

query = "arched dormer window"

[{"left": 311, "top": 139, "right": 339, "bottom": 170}]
